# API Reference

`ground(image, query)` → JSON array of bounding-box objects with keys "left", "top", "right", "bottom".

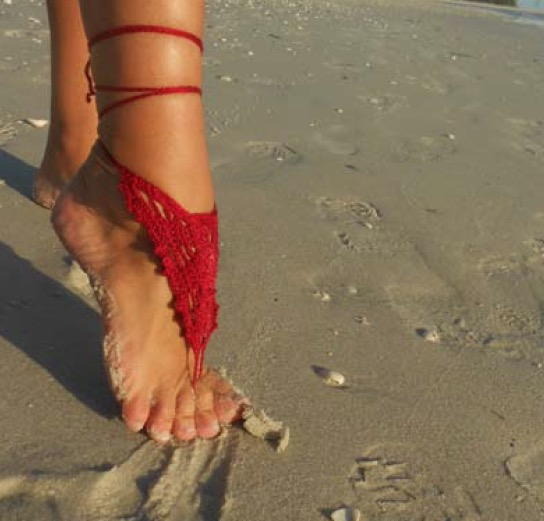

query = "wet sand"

[{"left": 1, "top": 0, "right": 544, "bottom": 519}]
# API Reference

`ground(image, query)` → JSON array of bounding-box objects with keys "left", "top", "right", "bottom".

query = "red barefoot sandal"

[{"left": 85, "top": 25, "right": 217, "bottom": 384}]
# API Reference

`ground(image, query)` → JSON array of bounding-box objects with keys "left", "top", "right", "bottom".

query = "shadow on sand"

[
  {"left": 0, "top": 146, "right": 117, "bottom": 421},
  {"left": 0, "top": 149, "right": 116, "bottom": 417},
  {"left": 0, "top": 148, "right": 35, "bottom": 203},
  {"left": 0, "top": 241, "right": 117, "bottom": 418}
]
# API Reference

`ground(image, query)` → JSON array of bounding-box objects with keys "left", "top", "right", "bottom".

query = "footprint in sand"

[
  {"left": 336, "top": 231, "right": 358, "bottom": 251},
  {"left": 311, "top": 196, "right": 383, "bottom": 254},
  {"left": 378, "top": 239, "right": 544, "bottom": 362},
  {"left": 506, "top": 443, "right": 544, "bottom": 505},
  {"left": 314, "top": 196, "right": 381, "bottom": 229},
  {"left": 312, "top": 193, "right": 544, "bottom": 364},
  {"left": 382, "top": 245, "right": 461, "bottom": 343},
  {"left": 339, "top": 443, "right": 482, "bottom": 520},
  {"left": 0, "top": 435, "right": 239, "bottom": 521},
  {"left": 227, "top": 141, "right": 302, "bottom": 183},
  {"left": 245, "top": 140, "right": 300, "bottom": 165},
  {"left": 313, "top": 202, "right": 496, "bottom": 357},
  {"left": 472, "top": 254, "right": 543, "bottom": 360},
  {"left": 219, "top": 141, "right": 300, "bottom": 184}
]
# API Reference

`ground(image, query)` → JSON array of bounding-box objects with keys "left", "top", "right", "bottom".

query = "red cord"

[
  {"left": 85, "top": 24, "right": 203, "bottom": 116},
  {"left": 96, "top": 86, "right": 202, "bottom": 118},
  {"left": 86, "top": 26, "right": 216, "bottom": 385},
  {"left": 88, "top": 24, "right": 203, "bottom": 52}
]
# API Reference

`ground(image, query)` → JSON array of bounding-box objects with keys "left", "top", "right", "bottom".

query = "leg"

[
  {"left": 52, "top": 0, "right": 244, "bottom": 442},
  {"left": 34, "top": 0, "right": 98, "bottom": 209},
  {"left": 79, "top": 0, "right": 214, "bottom": 212}
]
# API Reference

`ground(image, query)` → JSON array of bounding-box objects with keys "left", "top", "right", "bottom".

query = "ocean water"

[
  {"left": 468, "top": 0, "right": 544, "bottom": 10},
  {"left": 519, "top": 0, "right": 544, "bottom": 9},
  {"left": 517, "top": 0, "right": 544, "bottom": 9}
]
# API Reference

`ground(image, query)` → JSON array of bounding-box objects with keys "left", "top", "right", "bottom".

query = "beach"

[{"left": 1, "top": 0, "right": 544, "bottom": 519}]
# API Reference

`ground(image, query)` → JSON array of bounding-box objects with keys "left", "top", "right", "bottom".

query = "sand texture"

[{"left": 1, "top": 0, "right": 544, "bottom": 519}]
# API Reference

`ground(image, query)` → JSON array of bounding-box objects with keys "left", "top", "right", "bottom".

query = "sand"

[{"left": 1, "top": 0, "right": 544, "bottom": 519}]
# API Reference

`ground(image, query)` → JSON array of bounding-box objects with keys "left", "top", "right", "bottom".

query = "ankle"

[
  {"left": 48, "top": 117, "right": 96, "bottom": 149},
  {"left": 98, "top": 97, "right": 214, "bottom": 213},
  {"left": 40, "top": 125, "right": 97, "bottom": 177}
]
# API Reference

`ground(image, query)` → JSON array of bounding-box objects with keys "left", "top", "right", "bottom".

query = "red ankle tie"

[{"left": 85, "top": 25, "right": 217, "bottom": 384}]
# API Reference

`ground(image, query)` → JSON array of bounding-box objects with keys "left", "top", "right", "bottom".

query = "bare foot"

[
  {"left": 33, "top": 132, "right": 96, "bottom": 209},
  {"left": 51, "top": 145, "right": 244, "bottom": 442}
]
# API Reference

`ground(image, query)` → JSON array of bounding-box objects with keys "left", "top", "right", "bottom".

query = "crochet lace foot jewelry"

[{"left": 85, "top": 25, "right": 218, "bottom": 384}]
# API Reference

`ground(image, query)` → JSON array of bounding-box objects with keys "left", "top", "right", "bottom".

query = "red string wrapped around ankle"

[
  {"left": 85, "top": 25, "right": 216, "bottom": 384},
  {"left": 85, "top": 24, "right": 204, "bottom": 118}
]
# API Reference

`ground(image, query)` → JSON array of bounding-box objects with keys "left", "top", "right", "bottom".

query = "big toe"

[
  {"left": 215, "top": 392, "right": 245, "bottom": 425},
  {"left": 206, "top": 370, "right": 247, "bottom": 425}
]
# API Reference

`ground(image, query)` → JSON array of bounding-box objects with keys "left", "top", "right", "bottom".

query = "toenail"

[
  {"left": 184, "top": 424, "right": 196, "bottom": 434},
  {"left": 207, "top": 421, "right": 220, "bottom": 435},
  {"left": 150, "top": 430, "right": 171, "bottom": 443},
  {"left": 126, "top": 420, "right": 145, "bottom": 432},
  {"left": 178, "top": 426, "right": 196, "bottom": 438}
]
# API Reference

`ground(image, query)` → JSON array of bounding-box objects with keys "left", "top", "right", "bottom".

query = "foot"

[
  {"left": 51, "top": 145, "right": 245, "bottom": 442},
  {"left": 33, "top": 132, "right": 95, "bottom": 209}
]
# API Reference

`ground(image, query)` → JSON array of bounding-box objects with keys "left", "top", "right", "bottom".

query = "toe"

[
  {"left": 214, "top": 391, "right": 245, "bottom": 425},
  {"left": 122, "top": 394, "right": 151, "bottom": 433},
  {"left": 146, "top": 389, "right": 176, "bottom": 444},
  {"left": 195, "top": 375, "right": 220, "bottom": 439},
  {"left": 173, "top": 383, "right": 197, "bottom": 441},
  {"left": 206, "top": 370, "right": 247, "bottom": 425}
]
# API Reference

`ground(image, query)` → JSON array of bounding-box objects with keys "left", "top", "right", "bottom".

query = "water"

[
  {"left": 518, "top": 0, "right": 544, "bottom": 10},
  {"left": 467, "top": 0, "right": 544, "bottom": 10},
  {"left": 462, "top": 0, "right": 544, "bottom": 26}
]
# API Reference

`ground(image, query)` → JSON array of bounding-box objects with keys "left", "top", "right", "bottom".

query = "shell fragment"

[
  {"left": 312, "top": 365, "right": 346, "bottom": 387},
  {"left": 22, "top": 118, "right": 49, "bottom": 128},
  {"left": 416, "top": 327, "right": 441, "bottom": 343},
  {"left": 331, "top": 507, "right": 361, "bottom": 521},
  {"left": 242, "top": 407, "right": 289, "bottom": 453}
]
